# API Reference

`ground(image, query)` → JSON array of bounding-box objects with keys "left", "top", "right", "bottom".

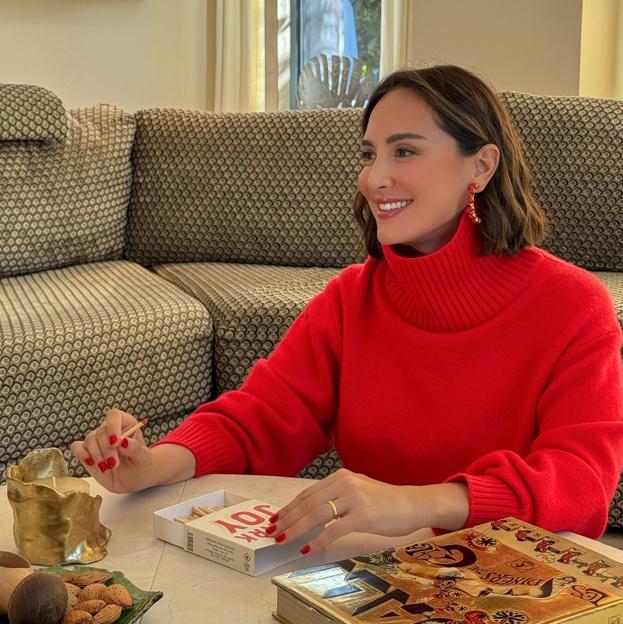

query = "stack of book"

[{"left": 272, "top": 517, "right": 623, "bottom": 624}]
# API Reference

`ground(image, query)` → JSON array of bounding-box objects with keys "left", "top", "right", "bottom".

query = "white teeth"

[{"left": 378, "top": 200, "right": 411, "bottom": 212}]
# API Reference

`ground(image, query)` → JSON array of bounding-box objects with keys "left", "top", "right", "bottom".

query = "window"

[{"left": 289, "top": 0, "right": 381, "bottom": 109}]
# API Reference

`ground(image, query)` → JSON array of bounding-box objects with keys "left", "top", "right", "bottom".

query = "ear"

[{"left": 473, "top": 144, "right": 500, "bottom": 191}]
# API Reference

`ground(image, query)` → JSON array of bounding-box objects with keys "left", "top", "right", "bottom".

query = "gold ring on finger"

[{"left": 327, "top": 499, "right": 340, "bottom": 521}]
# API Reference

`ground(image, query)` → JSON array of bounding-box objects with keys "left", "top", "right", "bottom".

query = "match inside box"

[{"left": 153, "top": 490, "right": 310, "bottom": 575}]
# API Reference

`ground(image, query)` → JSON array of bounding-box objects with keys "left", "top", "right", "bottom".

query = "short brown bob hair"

[{"left": 353, "top": 65, "right": 546, "bottom": 258}]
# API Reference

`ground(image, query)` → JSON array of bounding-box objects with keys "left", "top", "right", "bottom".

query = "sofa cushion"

[
  {"left": 0, "top": 84, "right": 67, "bottom": 142},
  {"left": 502, "top": 93, "right": 623, "bottom": 272},
  {"left": 594, "top": 272, "right": 623, "bottom": 528},
  {"left": 596, "top": 272, "right": 623, "bottom": 328},
  {"left": 153, "top": 261, "right": 342, "bottom": 479},
  {"left": 129, "top": 95, "right": 623, "bottom": 272},
  {"left": 153, "top": 262, "right": 340, "bottom": 393},
  {"left": 126, "top": 108, "right": 365, "bottom": 267},
  {"left": 0, "top": 103, "right": 135, "bottom": 278},
  {"left": 0, "top": 261, "right": 213, "bottom": 481}
]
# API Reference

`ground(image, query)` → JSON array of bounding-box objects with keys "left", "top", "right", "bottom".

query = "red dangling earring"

[{"left": 466, "top": 182, "right": 481, "bottom": 224}]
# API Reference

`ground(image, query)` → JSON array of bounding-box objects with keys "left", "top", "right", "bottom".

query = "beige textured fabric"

[
  {"left": 594, "top": 272, "right": 623, "bottom": 528},
  {"left": 596, "top": 272, "right": 623, "bottom": 328},
  {"left": 0, "top": 84, "right": 67, "bottom": 142},
  {"left": 126, "top": 108, "right": 365, "bottom": 267},
  {"left": 0, "top": 261, "right": 213, "bottom": 482},
  {"left": 153, "top": 262, "right": 339, "bottom": 393},
  {"left": 153, "top": 261, "right": 342, "bottom": 478},
  {"left": 502, "top": 92, "right": 623, "bottom": 272},
  {"left": 129, "top": 95, "right": 622, "bottom": 272},
  {"left": 0, "top": 104, "right": 135, "bottom": 278}
]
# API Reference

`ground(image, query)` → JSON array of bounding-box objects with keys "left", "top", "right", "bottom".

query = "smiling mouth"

[{"left": 377, "top": 199, "right": 413, "bottom": 213}]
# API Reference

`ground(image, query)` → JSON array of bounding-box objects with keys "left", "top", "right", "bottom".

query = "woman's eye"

[
  {"left": 361, "top": 151, "right": 375, "bottom": 163},
  {"left": 396, "top": 147, "right": 416, "bottom": 158}
]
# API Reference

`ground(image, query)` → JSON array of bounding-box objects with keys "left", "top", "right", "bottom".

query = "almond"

[
  {"left": 74, "top": 599, "right": 106, "bottom": 615},
  {"left": 60, "top": 572, "right": 77, "bottom": 583},
  {"left": 102, "top": 584, "right": 133, "bottom": 608},
  {"left": 63, "top": 610, "right": 93, "bottom": 624},
  {"left": 72, "top": 572, "right": 113, "bottom": 587},
  {"left": 65, "top": 582, "right": 82, "bottom": 598},
  {"left": 66, "top": 591, "right": 80, "bottom": 612},
  {"left": 80, "top": 583, "right": 107, "bottom": 601},
  {"left": 92, "top": 604, "right": 122, "bottom": 624}
]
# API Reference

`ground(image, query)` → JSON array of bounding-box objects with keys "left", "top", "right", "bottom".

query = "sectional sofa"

[{"left": 0, "top": 84, "right": 621, "bottom": 529}]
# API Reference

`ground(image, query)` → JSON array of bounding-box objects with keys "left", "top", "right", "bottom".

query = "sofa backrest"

[
  {"left": 126, "top": 108, "right": 365, "bottom": 268},
  {"left": 0, "top": 84, "right": 135, "bottom": 278},
  {"left": 501, "top": 92, "right": 623, "bottom": 272},
  {"left": 128, "top": 94, "right": 622, "bottom": 272}
]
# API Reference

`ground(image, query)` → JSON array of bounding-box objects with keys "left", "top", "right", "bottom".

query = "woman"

[{"left": 71, "top": 65, "right": 623, "bottom": 556}]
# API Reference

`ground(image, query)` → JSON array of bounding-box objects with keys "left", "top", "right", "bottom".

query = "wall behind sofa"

[
  {"left": 404, "top": 0, "right": 583, "bottom": 97},
  {"left": 0, "top": 0, "right": 208, "bottom": 111},
  {"left": 0, "top": 0, "right": 597, "bottom": 112}
]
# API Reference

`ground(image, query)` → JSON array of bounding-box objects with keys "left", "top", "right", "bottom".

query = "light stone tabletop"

[
  {"left": 0, "top": 473, "right": 437, "bottom": 623},
  {"left": 3, "top": 475, "right": 623, "bottom": 623}
]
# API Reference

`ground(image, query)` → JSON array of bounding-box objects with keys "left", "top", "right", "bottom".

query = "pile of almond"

[{"left": 59, "top": 571, "right": 133, "bottom": 624}]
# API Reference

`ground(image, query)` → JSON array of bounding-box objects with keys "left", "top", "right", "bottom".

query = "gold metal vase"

[{"left": 6, "top": 448, "right": 111, "bottom": 565}]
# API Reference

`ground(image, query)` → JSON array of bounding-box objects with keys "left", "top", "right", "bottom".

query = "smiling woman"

[
  {"left": 359, "top": 87, "right": 495, "bottom": 254},
  {"left": 354, "top": 65, "right": 545, "bottom": 258},
  {"left": 71, "top": 65, "right": 623, "bottom": 558}
]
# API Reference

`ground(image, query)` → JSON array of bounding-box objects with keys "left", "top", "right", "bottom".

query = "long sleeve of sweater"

[
  {"left": 447, "top": 327, "right": 623, "bottom": 538},
  {"left": 156, "top": 277, "right": 342, "bottom": 477}
]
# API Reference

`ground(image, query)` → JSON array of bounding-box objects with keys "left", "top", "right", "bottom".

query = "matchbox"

[{"left": 153, "top": 489, "right": 311, "bottom": 576}]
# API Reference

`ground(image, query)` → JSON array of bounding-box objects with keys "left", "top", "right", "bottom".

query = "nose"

[{"left": 362, "top": 156, "right": 394, "bottom": 191}]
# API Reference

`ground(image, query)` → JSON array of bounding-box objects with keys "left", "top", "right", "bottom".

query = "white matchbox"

[{"left": 153, "top": 489, "right": 311, "bottom": 576}]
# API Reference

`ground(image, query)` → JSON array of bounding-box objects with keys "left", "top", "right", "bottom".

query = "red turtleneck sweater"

[{"left": 158, "top": 212, "right": 623, "bottom": 538}]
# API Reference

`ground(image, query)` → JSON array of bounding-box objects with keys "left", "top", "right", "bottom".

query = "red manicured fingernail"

[
  {"left": 300, "top": 544, "right": 311, "bottom": 555},
  {"left": 85, "top": 456, "right": 94, "bottom": 466},
  {"left": 269, "top": 514, "right": 279, "bottom": 523},
  {"left": 98, "top": 461, "right": 107, "bottom": 473},
  {"left": 275, "top": 533, "right": 286, "bottom": 543},
  {"left": 107, "top": 457, "right": 116, "bottom": 469},
  {"left": 265, "top": 524, "right": 277, "bottom": 535},
  {"left": 109, "top": 435, "right": 118, "bottom": 445},
  {"left": 121, "top": 439, "right": 129, "bottom": 448}
]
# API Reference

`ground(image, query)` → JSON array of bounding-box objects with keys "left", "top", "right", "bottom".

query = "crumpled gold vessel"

[{"left": 6, "top": 448, "right": 111, "bottom": 565}]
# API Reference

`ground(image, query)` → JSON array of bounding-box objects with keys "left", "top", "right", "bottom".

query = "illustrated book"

[{"left": 272, "top": 517, "right": 623, "bottom": 624}]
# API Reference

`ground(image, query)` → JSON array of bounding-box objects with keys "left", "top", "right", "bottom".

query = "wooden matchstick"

[{"left": 119, "top": 418, "right": 149, "bottom": 442}]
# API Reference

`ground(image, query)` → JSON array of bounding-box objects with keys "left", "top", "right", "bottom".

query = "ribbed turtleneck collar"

[{"left": 382, "top": 211, "right": 541, "bottom": 332}]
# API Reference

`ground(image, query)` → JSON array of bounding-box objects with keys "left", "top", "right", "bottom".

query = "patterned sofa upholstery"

[
  {"left": 0, "top": 85, "right": 622, "bottom": 525},
  {"left": 0, "top": 86, "right": 214, "bottom": 479}
]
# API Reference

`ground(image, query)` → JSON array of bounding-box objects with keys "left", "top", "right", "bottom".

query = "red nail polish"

[
  {"left": 98, "top": 461, "right": 107, "bottom": 473},
  {"left": 275, "top": 533, "right": 286, "bottom": 543},
  {"left": 107, "top": 457, "right": 116, "bottom": 469},
  {"left": 265, "top": 524, "right": 277, "bottom": 535},
  {"left": 300, "top": 544, "right": 311, "bottom": 555},
  {"left": 269, "top": 514, "right": 279, "bottom": 523},
  {"left": 85, "top": 457, "right": 94, "bottom": 466},
  {"left": 109, "top": 434, "right": 118, "bottom": 445},
  {"left": 121, "top": 439, "right": 129, "bottom": 448}
]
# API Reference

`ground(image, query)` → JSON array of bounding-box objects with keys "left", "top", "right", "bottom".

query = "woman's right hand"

[{"left": 70, "top": 409, "right": 155, "bottom": 493}]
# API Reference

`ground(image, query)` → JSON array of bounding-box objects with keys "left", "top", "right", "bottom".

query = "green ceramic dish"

[{"left": 0, "top": 564, "right": 163, "bottom": 624}]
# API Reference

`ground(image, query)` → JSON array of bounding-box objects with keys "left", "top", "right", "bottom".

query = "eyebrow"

[{"left": 362, "top": 132, "right": 429, "bottom": 147}]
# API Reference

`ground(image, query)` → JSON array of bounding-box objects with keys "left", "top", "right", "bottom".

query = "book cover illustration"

[{"left": 273, "top": 517, "right": 623, "bottom": 623}]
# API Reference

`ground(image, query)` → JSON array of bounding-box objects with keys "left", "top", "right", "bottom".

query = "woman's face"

[{"left": 358, "top": 88, "right": 477, "bottom": 255}]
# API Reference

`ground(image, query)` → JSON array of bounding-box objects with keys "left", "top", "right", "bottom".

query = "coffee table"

[
  {"left": 2, "top": 474, "right": 623, "bottom": 623},
  {"left": 0, "top": 474, "right": 442, "bottom": 623}
]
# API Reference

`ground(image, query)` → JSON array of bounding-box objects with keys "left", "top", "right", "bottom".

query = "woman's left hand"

[{"left": 267, "top": 468, "right": 469, "bottom": 554}]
